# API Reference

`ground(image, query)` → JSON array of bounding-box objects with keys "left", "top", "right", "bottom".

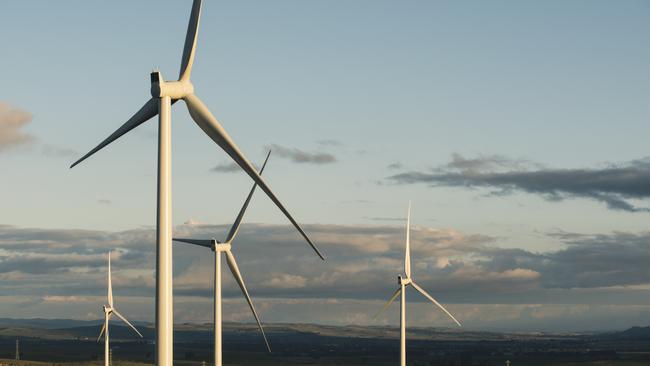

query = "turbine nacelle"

[
  {"left": 208, "top": 238, "right": 218, "bottom": 251},
  {"left": 150, "top": 71, "right": 194, "bottom": 99},
  {"left": 201, "top": 238, "right": 233, "bottom": 252},
  {"left": 398, "top": 276, "right": 411, "bottom": 286},
  {"left": 214, "top": 242, "right": 232, "bottom": 253}
]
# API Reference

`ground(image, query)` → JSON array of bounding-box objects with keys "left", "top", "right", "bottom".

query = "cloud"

[
  {"left": 0, "top": 102, "right": 34, "bottom": 152},
  {"left": 1, "top": 223, "right": 650, "bottom": 330},
  {"left": 210, "top": 161, "right": 263, "bottom": 173},
  {"left": 364, "top": 217, "right": 406, "bottom": 222},
  {"left": 509, "top": 231, "right": 650, "bottom": 289},
  {"left": 316, "top": 139, "right": 342, "bottom": 147},
  {"left": 210, "top": 161, "right": 241, "bottom": 173},
  {"left": 266, "top": 144, "right": 337, "bottom": 164},
  {"left": 0, "top": 102, "right": 77, "bottom": 157},
  {"left": 183, "top": 218, "right": 207, "bottom": 226},
  {"left": 387, "top": 162, "right": 403, "bottom": 170},
  {"left": 388, "top": 154, "right": 650, "bottom": 212},
  {"left": 443, "top": 153, "right": 538, "bottom": 174},
  {"left": 263, "top": 274, "right": 307, "bottom": 289}
]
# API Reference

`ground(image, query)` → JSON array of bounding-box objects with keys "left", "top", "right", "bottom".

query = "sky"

[{"left": 1, "top": 0, "right": 650, "bottom": 332}]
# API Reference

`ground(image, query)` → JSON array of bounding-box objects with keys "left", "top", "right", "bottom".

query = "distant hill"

[
  {"left": 0, "top": 318, "right": 150, "bottom": 329},
  {"left": 0, "top": 318, "right": 102, "bottom": 329},
  {"left": 606, "top": 326, "right": 650, "bottom": 340},
  {"left": 0, "top": 318, "right": 573, "bottom": 342},
  {"left": 1, "top": 318, "right": 649, "bottom": 343}
]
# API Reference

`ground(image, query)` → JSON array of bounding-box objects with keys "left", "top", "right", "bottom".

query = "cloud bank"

[
  {"left": 266, "top": 144, "right": 337, "bottom": 165},
  {"left": 210, "top": 161, "right": 242, "bottom": 173},
  {"left": 388, "top": 154, "right": 650, "bottom": 212},
  {"left": 1, "top": 222, "right": 650, "bottom": 330}
]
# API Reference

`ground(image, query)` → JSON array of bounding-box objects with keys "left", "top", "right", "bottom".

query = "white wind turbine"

[
  {"left": 376, "top": 202, "right": 461, "bottom": 366},
  {"left": 70, "top": 1, "right": 324, "bottom": 365},
  {"left": 173, "top": 150, "right": 272, "bottom": 366},
  {"left": 98, "top": 252, "right": 143, "bottom": 366}
]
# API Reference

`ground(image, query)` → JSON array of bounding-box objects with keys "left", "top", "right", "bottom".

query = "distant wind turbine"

[
  {"left": 376, "top": 202, "right": 461, "bottom": 366},
  {"left": 174, "top": 150, "right": 272, "bottom": 366},
  {"left": 98, "top": 252, "right": 143, "bottom": 366},
  {"left": 70, "top": 1, "right": 323, "bottom": 364}
]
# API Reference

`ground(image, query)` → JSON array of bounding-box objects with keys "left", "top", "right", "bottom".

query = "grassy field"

[
  {"left": 3, "top": 359, "right": 650, "bottom": 366},
  {"left": 554, "top": 362, "right": 650, "bottom": 366},
  {"left": 0, "top": 361, "right": 151, "bottom": 366},
  {"left": 1, "top": 322, "right": 649, "bottom": 366}
]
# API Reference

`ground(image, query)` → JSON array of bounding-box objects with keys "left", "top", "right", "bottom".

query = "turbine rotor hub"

[
  {"left": 215, "top": 243, "right": 232, "bottom": 252},
  {"left": 398, "top": 276, "right": 411, "bottom": 286},
  {"left": 150, "top": 71, "right": 194, "bottom": 99}
]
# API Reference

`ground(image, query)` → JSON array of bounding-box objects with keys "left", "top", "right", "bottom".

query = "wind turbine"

[
  {"left": 98, "top": 252, "right": 143, "bottom": 366},
  {"left": 70, "top": 1, "right": 324, "bottom": 364},
  {"left": 376, "top": 202, "right": 461, "bottom": 366},
  {"left": 174, "top": 150, "right": 272, "bottom": 366}
]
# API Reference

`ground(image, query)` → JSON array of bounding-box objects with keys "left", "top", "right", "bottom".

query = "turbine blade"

[
  {"left": 405, "top": 201, "right": 411, "bottom": 278},
  {"left": 179, "top": 0, "right": 202, "bottom": 81},
  {"left": 97, "top": 321, "right": 106, "bottom": 343},
  {"left": 107, "top": 252, "right": 113, "bottom": 307},
  {"left": 112, "top": 309, "right": 144, "bottom": 338},
  {"left": 172, "top": 238, "right": 213, "bottom": 249},
  {"left": 374, "top": 287, "right": 402, "bottom": 318},
  {"left": 184, "top": 94, "right": 324, "bottom": 260},
  {"left": 410, "top": 281, "right": 461, "bottom": 327},
  {"left": 224, "top": 250, "right": 272, "bottom": 353},
  {"left": 70, "top": 98, "right": 158, "bottom": 169},
  {"left": 225, "top": 150, "right": 272, "bottom": 244}
]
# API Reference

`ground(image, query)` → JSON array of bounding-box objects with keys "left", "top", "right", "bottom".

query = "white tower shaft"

[
  {"left": 400, "top": 282, "right": 406, "bottom": 366},
  {"left": 214, "top": 251, "right": 223, "bottom": 366},
  {"left": 105, "top": 316, "right": 110, "bottom": 366},
  {"left": 156, "top": 96, "right": 173, "bottom": 366}
]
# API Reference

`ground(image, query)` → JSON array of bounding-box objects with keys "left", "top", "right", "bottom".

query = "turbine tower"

[
  {"left": 174, "top": 150, "right": 272, "bottom": 366},
  {"left": 376, "top": 202, "right": 461, "bottom": 366},
  {"left": 98, "top": 252, "right": 143, "bottom": 366},
  {"left": 70, "top": 1, "right": 324, "bottom": 365}
]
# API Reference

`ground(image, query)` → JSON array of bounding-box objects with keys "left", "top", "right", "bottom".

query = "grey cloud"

[
  {"left": 387, "top": 162, "right": 403, "bottom": 170},
  {"left": 173, "top": 225, "right": 650, "bottom": 304},
  {"left": 0, "top": 102, "right": 34, "bottom": 152},
  {"left": 210, "top": 161, "right": 241, "bottom": 173},
  {"left": 211, "top": 161, "right": 263, "bottom": 173},
  {"left": 389, "top": 154, "right": 650, "bottom": 212},
  {"left": 1, "top": 223, "right": 650, "bottom": 320},
  {"left": 535, "top": 231, "right": 650, "bottom": 289},
  {"left": 473, "top": 231, "right": 650, "bottom": 292},
  {"left": 365, "top": 217, "right": 406, "bottom": 222},
  {"left": 266, "top": 144, "right": 337, "bottom": 164},
  {"left": 442, "top": 153, "right": 539, "bottom": 174},
  {"left": 316, "top": 139, "right": 342, "bottom": 147}
]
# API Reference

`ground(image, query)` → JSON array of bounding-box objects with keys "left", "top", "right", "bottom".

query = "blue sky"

[{"left": 1, "top": 0, "right": 650, "bottom": 331}]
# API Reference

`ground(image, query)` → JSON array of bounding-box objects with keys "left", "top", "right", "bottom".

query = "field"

[{"left": 1, "top": 321, "right": 650, "bottom": 366}]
